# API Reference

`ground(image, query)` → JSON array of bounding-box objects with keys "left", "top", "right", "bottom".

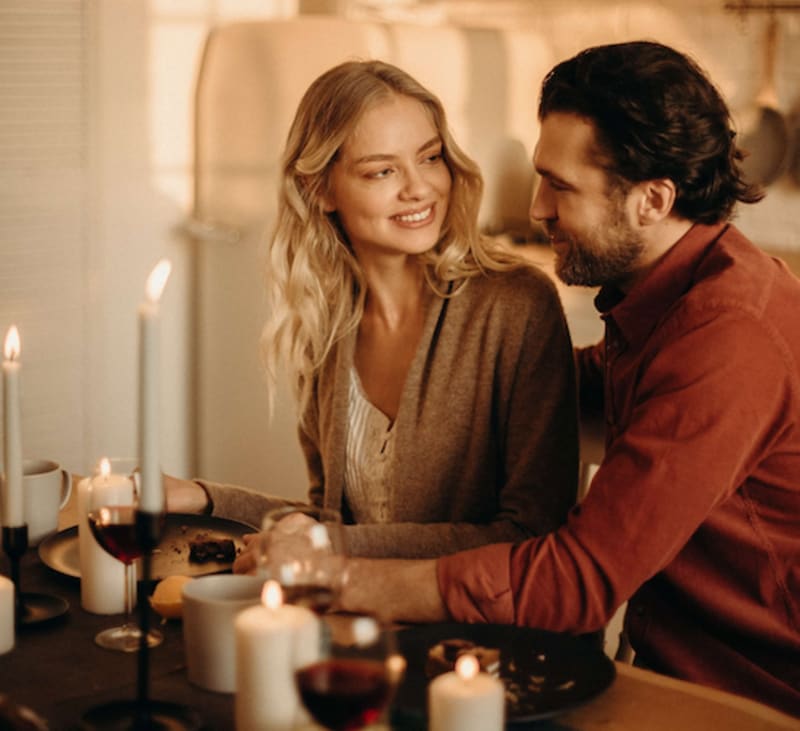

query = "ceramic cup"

[
  {"left": 23, "top": 459, "right": 72, "bottom": 545},
  {"left": 182, "top": 574, "right": 264, "bottom": 693}
]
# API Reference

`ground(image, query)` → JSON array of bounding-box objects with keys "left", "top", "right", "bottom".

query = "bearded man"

[{"left": 337, "top": 41, "right": 800, "bottom": 717}]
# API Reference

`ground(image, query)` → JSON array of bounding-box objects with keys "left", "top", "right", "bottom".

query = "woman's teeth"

[{"left": 395, "top": 207, "right": 432, "bottom": 223}]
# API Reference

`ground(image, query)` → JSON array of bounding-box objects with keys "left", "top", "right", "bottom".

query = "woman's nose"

[{"left": 400, "top": 167, "right": 432, "bottom": 199}]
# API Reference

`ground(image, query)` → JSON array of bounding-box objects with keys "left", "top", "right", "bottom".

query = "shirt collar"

[{"left": 595, "top": 222, "right": 729, "bottom": 348}]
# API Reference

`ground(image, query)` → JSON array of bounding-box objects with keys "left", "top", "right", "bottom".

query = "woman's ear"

[
  {"left": 320, "top": 194, "right": 336, "bottom": 213},
  {"left": 300, "top": 173, "right": 335, "bottom": 213},
  {"left": 634, "top": 178, "right": 677, "bottom": 225},
  {"left": 318, "top": 182, "right": 336, "bottom": 214}
]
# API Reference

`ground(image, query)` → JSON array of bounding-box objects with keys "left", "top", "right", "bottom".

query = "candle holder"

[
  {"left": 80, "top": 510, "right": 202, "bottom": 731},
  {"left": 2, "top": 524, "right": 69, "bottom": 626}
]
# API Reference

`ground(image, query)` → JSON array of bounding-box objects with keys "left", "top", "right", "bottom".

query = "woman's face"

[{"left": 323, "top": 93, "right": 452, "bottom": 260}]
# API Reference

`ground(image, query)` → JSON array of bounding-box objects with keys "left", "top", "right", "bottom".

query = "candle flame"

[
  {"left": 99, "top": 457, "right": 111, "bottom": 478},
  {"left": 145, "top": 259, "right": 172, "bottom": 303},
  {"left": 262, "top": 580, "right": 283, "bottom": 610},
  {"left": 3, "top": 325, "right": 20, "bottom": 361},
  {"left": 387, "top": 654, "right": 407, "bottom": 683},
  {"left": 455, "top": 654, "right": 479, "bottom": 681},
  {"left": 352, "top": 616, "right": 379, "bottom": 647}
]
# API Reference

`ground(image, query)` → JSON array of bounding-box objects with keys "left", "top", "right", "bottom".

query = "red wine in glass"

[
  {"left": 88, "top": 505, "right": 143, "bottom": 565},
  {"left": 281, "top": 583, "right": 335, "bottom": 614},
  {"left": 296, "top": 658, "right": 390, "bottom": 731}
]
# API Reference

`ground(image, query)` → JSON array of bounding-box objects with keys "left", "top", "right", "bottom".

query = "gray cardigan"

[{"left": 202, "top": 264, "right": 579, "bottom": 558}]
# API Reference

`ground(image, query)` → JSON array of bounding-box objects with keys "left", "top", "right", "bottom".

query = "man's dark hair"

[{"left": 539, "top": 41, "right": 763, "bottom": 223}]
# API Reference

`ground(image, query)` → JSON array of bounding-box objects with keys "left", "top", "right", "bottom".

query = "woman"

[{"left": 169, "top": 60, "right": 578, "bottom": 564}]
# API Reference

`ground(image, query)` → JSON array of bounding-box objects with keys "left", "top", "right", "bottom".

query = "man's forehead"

[{"left": 533, "top": 113, "right": 606, "bottom": 182}]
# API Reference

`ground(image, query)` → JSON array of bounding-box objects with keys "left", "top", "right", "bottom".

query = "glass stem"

[{"left": 123, "top": 562, "right": 135, "bottom": 629}]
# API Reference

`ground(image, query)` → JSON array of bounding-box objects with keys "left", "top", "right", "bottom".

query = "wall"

[{"left": 83, "top": 0, "right": 296, "bottom": 476}]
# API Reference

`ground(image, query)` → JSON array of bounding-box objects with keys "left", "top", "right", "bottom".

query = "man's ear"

[{"left": 635, "top": 178, "right": 676, "bottom": 225}]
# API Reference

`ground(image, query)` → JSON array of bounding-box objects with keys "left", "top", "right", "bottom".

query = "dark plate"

[
  {"left": 392, "top": 623, "right": 615, "bottom": 725},
  {"left": 38, "top": 513, "right": 257, "bottom": 581}
]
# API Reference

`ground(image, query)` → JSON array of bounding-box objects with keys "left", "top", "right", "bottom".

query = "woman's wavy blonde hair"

[{"left": 262, "top": 59, "right": 526, "bottom": 417}]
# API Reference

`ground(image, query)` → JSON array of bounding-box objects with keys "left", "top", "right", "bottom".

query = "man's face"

[{"left": 530, "top": 112, "right": 644, "bottom": 288}]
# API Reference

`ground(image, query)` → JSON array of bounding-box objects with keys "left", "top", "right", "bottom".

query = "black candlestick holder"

[
  {"left": 80, "top": 510, "right": 202, "bottom": 731},
  {"left": 2, "top": 524, "right": 69, "bottom": 626}
]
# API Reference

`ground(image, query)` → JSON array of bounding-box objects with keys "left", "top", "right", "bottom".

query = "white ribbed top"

[{"left": 343, "top": 368, "right": 395, "bottom": 523}]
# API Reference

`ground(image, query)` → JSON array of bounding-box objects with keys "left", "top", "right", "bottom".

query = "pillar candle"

[
  {"left": 138, "top": 259, "right": 171, "bottom": 513},
  {"left": 0, "top": 575, "right": 14, "bottom": 654},
  {"left": 428, "top": 654, "right": 505, "bottom": 731},
  {"left": 2, "top": 326, "right": 23, "bottom": 527},
  {"left": 77, "top": 461, "right": 134, "bottom": 614},
  {"left": 234, "top": 581, "right": 319, "bottom": 731}
]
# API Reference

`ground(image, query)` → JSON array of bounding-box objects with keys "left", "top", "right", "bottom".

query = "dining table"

[{"left": 0, "top": 496, "right": 798, "bottom": 731}]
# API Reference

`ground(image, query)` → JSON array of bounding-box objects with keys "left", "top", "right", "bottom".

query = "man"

[{"left": 338, "top": 41, "right": 800, "bottom": 717}]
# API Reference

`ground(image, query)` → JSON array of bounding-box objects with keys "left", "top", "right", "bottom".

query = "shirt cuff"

[{"left": 436, "top": 542, "right": 517, "bottom": 625}]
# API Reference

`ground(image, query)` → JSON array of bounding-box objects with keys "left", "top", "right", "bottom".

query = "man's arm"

[{"left": 338, "top": 558, "right": 449, "bottom": 624}]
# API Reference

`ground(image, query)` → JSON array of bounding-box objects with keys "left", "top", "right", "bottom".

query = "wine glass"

[
  {"left": 295, "top": 613, "right": 405, "bottom": 731},
  {"left": 259, "top": 505, "right": 347, "bottom": 614},
  {"left": 86, "top": 457, "right": 163, "bottom": 652}
]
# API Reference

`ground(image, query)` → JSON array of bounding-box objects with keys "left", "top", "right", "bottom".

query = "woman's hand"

[{"left": 232, "top": 532, "right": 262, "bottom": 574}]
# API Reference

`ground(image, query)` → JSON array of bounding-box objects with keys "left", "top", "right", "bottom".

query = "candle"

[
  {"left": 138, "top": 259, "right": 171, "bottom": 513},
  {"left": 2, "top": 325, "right": 23, "bottom": 527},
  {"left": 77, "top": 459, "right": 133, "bottom": 614},
  {"left": 234, "top": 580, "right": 319, "bottom": 730},
  {"left": 428, "top": 654, "right": 505, "bottom": 731},
  {"left": 0, "top": 575, "right": 14, "bottom": 654}
]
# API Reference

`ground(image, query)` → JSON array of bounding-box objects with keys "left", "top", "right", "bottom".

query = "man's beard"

[{"left": 551, "top": 202, "right": 645, "bottom": 288}]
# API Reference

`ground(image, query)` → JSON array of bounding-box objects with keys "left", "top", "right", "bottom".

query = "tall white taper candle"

[
  {"left": 138, "top": 259, "right": 171, "bottom": 514},
  {"left": 2, "top": 326, "right": 23, "bottom": 527}
]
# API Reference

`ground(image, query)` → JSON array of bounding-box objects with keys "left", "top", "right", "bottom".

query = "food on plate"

[
  {"left": 188, "top": 536, "right": 236, "bottom": 563},
  {"left": 149, "top": 575, "right": 193, "bottom": 619},
  {"left": 425, "top": 638, "right": 501, "bottom": 678}
]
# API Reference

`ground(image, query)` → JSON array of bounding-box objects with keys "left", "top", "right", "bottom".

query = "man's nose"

[{"left": 529, "top": 179, "right": 554, "bottom": 223}]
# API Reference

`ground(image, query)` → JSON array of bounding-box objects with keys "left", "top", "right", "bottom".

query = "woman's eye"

[
  {"left": 425, "top": 152, "right": 443, "bottom": 164},
  {"left": 367, "top": 168, "right": 393, "bottom": 179}
]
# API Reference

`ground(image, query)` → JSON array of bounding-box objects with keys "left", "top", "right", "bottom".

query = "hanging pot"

[{"left": 739, "top": 15, "right": 792, "bottom": 187}]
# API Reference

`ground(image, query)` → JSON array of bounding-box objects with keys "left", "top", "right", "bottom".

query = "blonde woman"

[{"left": 168, "top": 60, "right": 578, "bottom": 564}]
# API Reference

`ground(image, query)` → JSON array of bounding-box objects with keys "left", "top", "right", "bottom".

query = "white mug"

[
  {"left": 182, "top": 574, "right": 264, "bottom": 693},
  {"left": 23, "top": 459, "right": 71, "bottom": 545}
]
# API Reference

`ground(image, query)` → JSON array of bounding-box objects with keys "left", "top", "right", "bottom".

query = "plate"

[
  {"left": 38, "top": 513, "right": 257, "bottom": 581},
  {"left": 392, "top": 623, "right": 616, "bottom": 724}
]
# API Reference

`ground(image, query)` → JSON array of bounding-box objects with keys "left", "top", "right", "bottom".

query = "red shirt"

[{"left": 437, "top": 223, "right": 800, "bottom": 716}]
